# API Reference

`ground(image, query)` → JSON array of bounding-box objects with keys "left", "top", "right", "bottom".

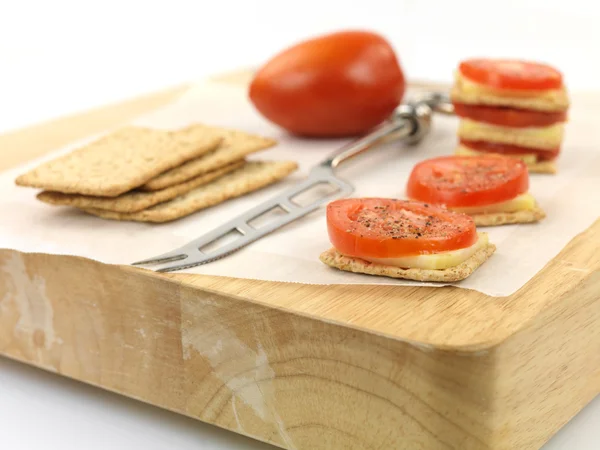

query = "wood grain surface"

[{"left": 0, "top": 70, "right": 598, "bottom": 449}]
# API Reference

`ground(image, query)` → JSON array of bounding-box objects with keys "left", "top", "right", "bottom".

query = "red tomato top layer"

[
  {"left": 327, "top": 198, "right": 478, "bottom": 258},
  {"left": 459, "top": 58, "right": 563, "bottom": 90},
  {"left": 407, "top": 155, "right": 529, "bottom": 207}
]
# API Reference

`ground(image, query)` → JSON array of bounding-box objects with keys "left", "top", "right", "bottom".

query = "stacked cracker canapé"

[
  {"left": 451, "top": 58, "right": 569, "bottom": 174},
  {"left": 16, "top": 125, "right": 297, "bottom": 222}
]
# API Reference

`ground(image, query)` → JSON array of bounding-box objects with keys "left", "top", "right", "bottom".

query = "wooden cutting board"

[{"left": 0, "top": 70, "right": 598, "bottom": 450}]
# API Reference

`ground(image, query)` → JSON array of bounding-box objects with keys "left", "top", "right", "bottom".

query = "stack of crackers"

[
  {"left": 452, "top": 73, "right": 569, "bottom": 175},
  {"left": 16, "top": 124, "right": 298, "bottom": 223}
]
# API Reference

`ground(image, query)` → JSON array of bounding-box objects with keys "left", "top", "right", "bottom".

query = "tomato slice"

[
  {"left": 460, "top": 139, "right": 560, "bottom": 161},
  {"left": 459, "top": 59, "right": 563, "bottom": 91},
  {"left": 407, "top": 155, "right": 529, "bottom": 208},
  {"left": 453, "top": 103, "right": 567, "bottom": 128},
  {"left": 326, "top": 198, "right": 478, "bottom": 258}
]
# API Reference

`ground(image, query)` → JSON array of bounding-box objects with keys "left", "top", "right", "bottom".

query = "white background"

[{"left": 0, "top": 0, "right": 598, "bottom": 448}]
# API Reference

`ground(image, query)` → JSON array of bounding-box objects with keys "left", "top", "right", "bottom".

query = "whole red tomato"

[{"left": 249, "top": 30, "right": 406, "bottom": 138}]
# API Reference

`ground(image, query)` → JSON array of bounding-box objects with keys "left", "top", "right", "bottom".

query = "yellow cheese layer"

[
  {"left": 456, "top": 145, "right": 538, "bottom": 164},
  {"left": 457, "top": 72, "right": 563, "bottom": 100},
  {"left": 460, "top": 119, "right": 563, "bottom": 144},
  {"left": 459, "top": 119, "right": 564, "bottom": 150},
  {"left": 450, "top": 193, "right": 536, "bottom": 214},
  {"left": 363, "top": 233, "right": 488, "bottom": 270}
]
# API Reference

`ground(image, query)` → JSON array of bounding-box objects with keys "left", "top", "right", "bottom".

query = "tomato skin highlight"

[
  {"left": 460, "top": 139, "right": 560, "bottom": 161},
  {"left": 249, "top": 30, "right": 406, "bottom": 138},
  {"left": 326, "top": 198, "right": 478, "bottom": 259},
  {"left": 453, "top": 103, "right": 567, "bottom": 128},
  {"left": 459, "top": 59, "right": 563, "bottom": 91},
  {"left": 406, "top": 156, "right": 529, "bottom": 208}
]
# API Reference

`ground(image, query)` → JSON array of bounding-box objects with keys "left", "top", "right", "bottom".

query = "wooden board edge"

[
  {"left": 2, "top": 240, "right": 598, "bottom": 353},
  {"left": 0, "top": 248, "right": 503, "bottom": 449},
  {"left": 3, "top": 247, "right": 597, "bottom": 449},
  {"left": 0, "top": 249, "right": 502, "bottom": 351},
  {"left": 491, "top": 268, "right": 600, "bottom": 448}
]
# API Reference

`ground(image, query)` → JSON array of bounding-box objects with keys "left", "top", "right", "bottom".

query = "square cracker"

[
  {"left": 15, "top": 125, "right": 223, "bottom": 197},
  {"left": 36, "top": 161, "right": 244, "bottom": 213},
  {"left": 140, "top": 127, "right": 277, "bottom": 191},
  {"left": 527, "top": 159, "right": 557, "bottom": 174},
  {"left": 450, "top": 75, "right": 569, "bottom": 112},
  {"left": 319, "top": 240, "right": 496, "bottom": 282},
  {"left": 472, "top": 206, "right": 546, "bottom": 227},
  {"left": 82, "top": 160, "right": 298, "bottom": 223}
]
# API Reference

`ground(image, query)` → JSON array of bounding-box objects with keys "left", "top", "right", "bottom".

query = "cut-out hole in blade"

[
  {"left": 199, "top": 229, "right": 244, "bottom": 254},
  {"left": 247, "top": 205, "right": 289, "bottom": 229},
  {"left": 289, "top": 182, "right": 340, "bottom": 208}
]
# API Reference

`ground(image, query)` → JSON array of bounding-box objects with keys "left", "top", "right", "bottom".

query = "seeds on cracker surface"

[
  {"left": 15, "top": 125, "right": 223, "bottom": 197},
  {"left": 36, "top": 161, "right": 244, "bottom": 213},
  {"left": 471, "top": 207, "right": 546, "bottom": 227},
  {"left": 140, "top": 127, "right": 277, "bottom": 191},
  {"left": 83, "top": 160, "right": 298, "bottom": 223}
]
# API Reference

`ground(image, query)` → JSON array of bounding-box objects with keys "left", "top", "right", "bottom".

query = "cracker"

[
  {"left": 451, "top": 77, "right": 570, "bottom": 112},
  {"left": 15, "top": 125, "right": 223, "bottom": 197},
  {"left": 458, "top": 120, "right": 563, "bottom": 150},
  {"left": 36, "top": 161, "right": 244, "bottom": 213},
  {"left": 527, "top": 159, "right": 557, "bottom": 174},
  {"left": 319, "top": 239, "right": 496, "bottom": 282},
  {"left": 82, "top": 160, "right": 298, "bottom": 223},
  {"left": 472, "top": 206, "right": 546, "bottom": 227},
  {"left": 455, "top": 145, "right": 558, "bottom": 174},
  {"left": 140, "top": 128, "right": 277, "bottom": 191}
]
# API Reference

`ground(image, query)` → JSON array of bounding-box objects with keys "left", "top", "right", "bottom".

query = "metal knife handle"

[
  {"left": 319, "top": 91, "right": 454, "bottom": 170},
  {"left": 320, "top": 107, "right": 418, "bottom": 169}
]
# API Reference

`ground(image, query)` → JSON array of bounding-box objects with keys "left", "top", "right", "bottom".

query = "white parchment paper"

[{"left": 1, "top": 81, "right": 599, "bottom": 296}]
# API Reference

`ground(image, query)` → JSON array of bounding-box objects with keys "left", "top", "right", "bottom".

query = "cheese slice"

[
  {"left": 362, "top": 233, "right": 489, "bottom": 270},
  {"left": 460, "top": 119, "right": 563, "bottom": 144},
  {"left": 455, "top": 145, "right": 538, "bottom": 164},
  {"left": 459, "top": 119, "right": 563, "bottom": 150},
  {"left": 450, "top": 192, "right": 536, "bottom": 214}
]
